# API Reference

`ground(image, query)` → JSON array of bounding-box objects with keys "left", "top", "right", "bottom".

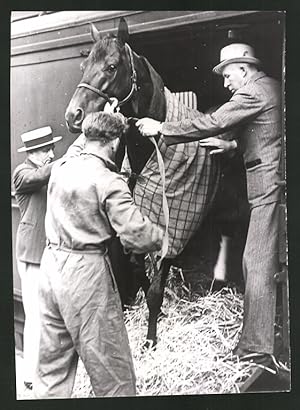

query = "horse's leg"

[
  {"left": 213, "top": 234, "right": 230, "bottom": 281},
  {"left": 108, "top": 237, "right": 134, "bottom": 307},
  {"left": 107, "top": 238, "right": 150, "bottom": 307},
  {"left": 210, "top": 234, "right": 231, "bottom": 292},
  {"left": 130, "top": 253, "right": 151, "bottom": 296},
  {"left": 145, "top": 258, "right": 171, "bottom": 347}
]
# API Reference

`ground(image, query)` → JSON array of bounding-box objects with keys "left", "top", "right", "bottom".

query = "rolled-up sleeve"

[{"left": 102, "top": 175, "right": 163, "bottom": 254}]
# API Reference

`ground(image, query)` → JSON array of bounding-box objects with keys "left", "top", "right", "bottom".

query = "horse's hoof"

[{"left": 143, "top": 339, "right": 157, "bottom": 351}]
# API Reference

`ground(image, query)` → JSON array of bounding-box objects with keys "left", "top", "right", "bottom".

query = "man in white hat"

[
  {"left": 135, "top": 43, "right": 282, "bottom": 364},
  {"left": 12, "top": 126, "right": 62, "bottom": 390}
]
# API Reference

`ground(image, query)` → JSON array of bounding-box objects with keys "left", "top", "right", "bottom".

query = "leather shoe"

[{"left": 232, "top": 347, "right": 273, "bottom": 366}]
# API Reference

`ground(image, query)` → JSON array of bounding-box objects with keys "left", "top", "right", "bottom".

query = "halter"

[{"left": 76, "top": 43, "right": 137, "bottom": 108}]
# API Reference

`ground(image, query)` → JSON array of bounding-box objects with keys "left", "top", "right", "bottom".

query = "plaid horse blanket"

[{"left": 122, "top": 88, "right": 220, "bottom": 258}]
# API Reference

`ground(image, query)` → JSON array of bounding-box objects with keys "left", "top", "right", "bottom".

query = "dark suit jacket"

[
  {"left": 13, "top": 158, "right": 53, "bottom": 264},
  {"left": 162, "top": 72, "right": 282, "bottom": 208}
]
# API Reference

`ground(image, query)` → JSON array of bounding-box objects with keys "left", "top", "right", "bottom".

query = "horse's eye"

[{"left": 107, "top": 64, "right": 117, "bottom": 73}]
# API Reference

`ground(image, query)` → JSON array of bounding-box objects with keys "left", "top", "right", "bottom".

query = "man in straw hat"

[
  {"left": 33, "top": 111, "right": 163, "bottom": 398},
  {"left": 12, "top": 126, "right": 62, "bottom": 390},
  {"left": 136, "top": 43, "right": 282, "bottom": 365}
]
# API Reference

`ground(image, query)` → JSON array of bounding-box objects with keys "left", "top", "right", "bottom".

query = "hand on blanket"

[
  {"left": 199, "top": 137, "right": 237, "bottom": 155},
  {"left": 136, "top": 118, "right": 163, "bottom": 136}
]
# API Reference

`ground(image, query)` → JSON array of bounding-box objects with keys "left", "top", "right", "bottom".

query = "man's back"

[
  {"left": 13, "top": 159, "right": 49, "bottom": 263},
  {"left": 237, "top": 72, "right": 281, "bottom": 164},
  {"left": 234, "top": 72, "right": 282, "bottom": 207},
  {"left": 46, "top": 151, "right": 157, "bottom": 252}
]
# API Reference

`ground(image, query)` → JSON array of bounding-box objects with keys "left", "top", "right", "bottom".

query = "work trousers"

[
  {"left": 238, "top": 201, "right": 280, "bottom": 354},
  {"left": 17, "top": 260, "right": 40, "bottom": 383},
  {"left": 34, "top": 246, "right": 136, "bottom": 398}
]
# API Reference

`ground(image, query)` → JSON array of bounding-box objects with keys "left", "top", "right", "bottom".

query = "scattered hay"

[
  {"left": 72, "top": 360, "right": 93, "bottom": 398},
  {"left": 17, "top": 268, "right": 287, "bottom": 399},
  {"left": 124, "top": 285, "right": 256, "bottom": 396},
  {"left": 71, "top": 269, "right": 263, "bottom": 397}
]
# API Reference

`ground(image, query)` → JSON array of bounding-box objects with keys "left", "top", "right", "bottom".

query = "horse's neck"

[
  {"left": 126, "top": 54, "right": 166, "bottom": 121},
  {"left": 119, "top": 53, "right": 166, "bottom": 180}
]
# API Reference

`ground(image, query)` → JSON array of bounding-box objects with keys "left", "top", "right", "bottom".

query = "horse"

[{"left": 65, "top": 18, "right": 222, "bottom": 346}]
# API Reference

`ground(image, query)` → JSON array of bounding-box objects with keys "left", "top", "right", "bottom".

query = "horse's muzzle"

[
  {"left": 65, "top": 107, "right": 85, "bottom": 133},
  {"left": 65, "top": 117, "right": 82, "bottom": 133}
]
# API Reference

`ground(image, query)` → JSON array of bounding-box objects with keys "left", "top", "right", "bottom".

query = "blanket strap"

[{"left": 149, "top": 137, "right": 169, "bottom": 270}]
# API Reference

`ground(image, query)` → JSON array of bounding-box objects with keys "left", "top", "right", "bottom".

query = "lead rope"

[
  {"left": 149, "top": 136, "right": 169, "bottom": 270},
  {"left": 114, "top": 112, "right": 169, "bottom": 272}
]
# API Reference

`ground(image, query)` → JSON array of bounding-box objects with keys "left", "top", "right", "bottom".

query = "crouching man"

[{"left": 34, "top": 112, "right": 163, "bottom": 399}]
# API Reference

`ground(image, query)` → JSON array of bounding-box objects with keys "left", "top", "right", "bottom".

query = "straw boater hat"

[
  {"left": 213, "top": 43, "right": 261, "bottom": 75},
  {"left": 18, "top": 126, "right": 62, "bottom": 152}
]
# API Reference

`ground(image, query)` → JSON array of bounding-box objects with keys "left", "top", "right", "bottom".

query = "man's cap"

[
  {"left": 18, "top": 126, "right": 62, "bottom": 152},
  {"left": 213, "top": 43, "right": 261, "bottom": 75}
]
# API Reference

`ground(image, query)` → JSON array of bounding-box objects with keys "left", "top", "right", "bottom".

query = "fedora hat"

[
  {"left": 18, "top": 126, "right": 62, "bottom": 152},
  {"left": 213, "top": 43, "right": 261, "bottom": 75}
]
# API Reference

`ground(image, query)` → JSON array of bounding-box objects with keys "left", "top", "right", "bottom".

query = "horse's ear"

[
  {"left": 90, "top": 23, "right": 101, "bottom": 43},
  {"left": 117, "top": 17, "right": 129, "bottom": 45}
]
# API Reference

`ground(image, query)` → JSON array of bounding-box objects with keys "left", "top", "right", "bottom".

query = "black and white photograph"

[{"left": 9, "top": 10, "right": 290, "bottom": 400}]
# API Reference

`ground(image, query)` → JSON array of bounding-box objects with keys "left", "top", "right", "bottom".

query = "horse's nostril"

[
  {"left": 74, "top": 108, "right": 85, "bottom": 124},
  {"left": 65, "top": 107, "right": 85, "bottom": 132}
]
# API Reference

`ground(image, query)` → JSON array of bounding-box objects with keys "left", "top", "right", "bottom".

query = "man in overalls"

[{"left": 34, "top": 112, "right": 163, "bottom": 398}]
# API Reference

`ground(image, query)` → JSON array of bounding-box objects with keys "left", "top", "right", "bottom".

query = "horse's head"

[{"left": 65, "top": 18, "right": 136, "bottom": 132}]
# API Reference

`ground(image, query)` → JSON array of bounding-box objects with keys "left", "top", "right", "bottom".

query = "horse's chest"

[{"left": 125, "top": 130, "right": 155, "bottom": 176}]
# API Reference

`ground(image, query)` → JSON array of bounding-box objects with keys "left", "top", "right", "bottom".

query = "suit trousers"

[
  {"left": 34, "top": 246, "right": 136, "bottom": 398},
  {"left": 17, "top": 260, "right": 40, "bottom": 383},
  {"left": 238, "top": 201, "right": 279, "bottom": 354}
]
